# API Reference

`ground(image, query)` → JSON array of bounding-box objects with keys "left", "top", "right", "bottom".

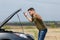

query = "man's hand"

[
  {"left": 23, "top": 12, "right": 32, "bottom": 22},
  {"left": 23, "top": 12, "right": 28, "bottom": 17}
]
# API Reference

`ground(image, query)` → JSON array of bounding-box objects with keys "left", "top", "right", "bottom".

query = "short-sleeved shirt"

[{"left": 32, "top": 15, "right": 47, "bottom": 30}]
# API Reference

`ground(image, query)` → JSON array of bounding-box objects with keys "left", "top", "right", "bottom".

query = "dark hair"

[{"left": 28, "top": 8, "right": 35, "bottom": 11}]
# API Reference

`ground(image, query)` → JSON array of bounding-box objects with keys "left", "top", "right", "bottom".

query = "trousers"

[{"left": 38, "top": 29, "right": 47, "bottom": 40}]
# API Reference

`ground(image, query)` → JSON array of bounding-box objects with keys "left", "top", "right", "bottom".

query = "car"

[{"left": 0, "top": 9, "right": 34, "bottom": 40}]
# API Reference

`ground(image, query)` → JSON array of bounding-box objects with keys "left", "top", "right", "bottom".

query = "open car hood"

[
  {"left": 0, "top": 9, "right": 34, "bottom": 40},
  {"left": 0, "top": 9, "right": 21, "bottom": 29}
]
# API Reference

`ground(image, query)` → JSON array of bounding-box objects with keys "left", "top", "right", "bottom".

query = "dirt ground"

[
  {"left": 45, "top": 28, "right": 60, "bottom": 40},
  {"left": 6, "top": 28, "right": 60, "bottom": 40}
]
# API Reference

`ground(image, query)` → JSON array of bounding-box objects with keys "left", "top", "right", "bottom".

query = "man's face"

[{"left": 28, "top": 10, "right": 35, "bottom": 15}]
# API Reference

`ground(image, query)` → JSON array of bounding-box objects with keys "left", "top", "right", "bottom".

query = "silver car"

[{"left": 0, "top": 9, "right": 34, "bottom": 40}]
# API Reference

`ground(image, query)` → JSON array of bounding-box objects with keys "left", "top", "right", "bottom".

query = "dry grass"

[{"left": 3, "top": 26, "right": 60, "bottom": 40}]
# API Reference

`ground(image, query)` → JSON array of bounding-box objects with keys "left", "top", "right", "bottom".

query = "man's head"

[{"left": 28, "top": 8, "right": 35, "bottom": 15}]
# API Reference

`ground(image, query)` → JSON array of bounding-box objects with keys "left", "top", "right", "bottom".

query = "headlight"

[{"left": 19, "top": 34, "right": 28, "bottom": 38}]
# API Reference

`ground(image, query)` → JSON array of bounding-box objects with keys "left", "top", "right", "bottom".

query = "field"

[{"left": 3, "top": 26, "right": 60, "bottom": 40}]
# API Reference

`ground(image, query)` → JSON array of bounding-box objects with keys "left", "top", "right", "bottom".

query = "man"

[{"left": 24, "top": 8, "right": 47, "bottom": 40}]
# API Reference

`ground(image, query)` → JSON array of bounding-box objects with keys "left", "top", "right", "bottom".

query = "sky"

[{"left": 0, "top": 0, "right": 60, "bottom": 22}]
